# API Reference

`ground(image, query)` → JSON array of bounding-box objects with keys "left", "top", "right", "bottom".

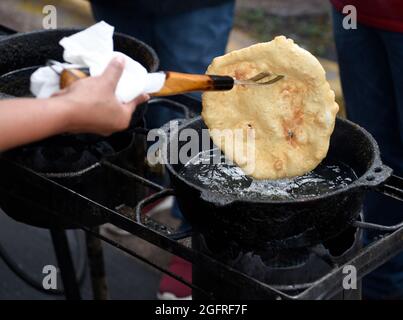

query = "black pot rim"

[
  {"left": 0, "top": 27, "right": 159, "bottom": 73},
  {"left": 164, "top": 116, "right": 393, "bottom": 206}
]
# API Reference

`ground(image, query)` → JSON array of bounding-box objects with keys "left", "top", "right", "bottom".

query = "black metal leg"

[
  {"left": 85, "top": 227, "right": 109, "bottom": 300},
  {"left": 50, "top": 229, "right": 81, "bottom": 300}
]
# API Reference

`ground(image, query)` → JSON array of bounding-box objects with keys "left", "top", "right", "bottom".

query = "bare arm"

[
  {"left": 0, "top": 97, "right": 72, "bottom": 151},
  {"left": 0, "top": 57, "right": 149, "bottom": 152}
]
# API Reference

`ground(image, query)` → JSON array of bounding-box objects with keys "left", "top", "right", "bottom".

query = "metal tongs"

[{"left": 47, "top": 60, "right": 284, "bottom": 97}]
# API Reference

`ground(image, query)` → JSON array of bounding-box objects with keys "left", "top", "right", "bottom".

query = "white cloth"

[{"left": 30, "top": 21, "right": 165, "bottom": 102}]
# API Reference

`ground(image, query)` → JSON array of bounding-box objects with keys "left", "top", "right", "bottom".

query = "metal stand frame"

[
  {"left": 50, "top": 229, "right": 81, "bottom": 300},
  {"left": 0, "top": 127, "right": 402, "bottom": 299}
]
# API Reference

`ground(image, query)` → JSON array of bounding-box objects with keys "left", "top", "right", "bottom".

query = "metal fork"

[
  {"left": 47, "top": 59, "right": 284, "bottom": 96},
  {"left": 235, "top": 72, "right": 284, "bottom": 86}
]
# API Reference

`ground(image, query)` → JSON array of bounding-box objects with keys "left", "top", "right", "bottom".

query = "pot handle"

[
  {"left": 152, "top": 118, "right": 193, "bottom": 165},
  {"left": 134, "top": 188, "right": 193, "bottom": 240},
  {"left": 102, "top": 160, "right": 192, "bottom": 239},
  {"left": 356, "top": 163, "right": 393, "bottom": 188},
  {"left": 158, "top": 118, "right": 189, "bottom": 136},
  {"left": 200, "top": 190, "right": 235, "bottom": 207},
  {"left": 148, "top": 97, "right": 192, "bottom": 119}
]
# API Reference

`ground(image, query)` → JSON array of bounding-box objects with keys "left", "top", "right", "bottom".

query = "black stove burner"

[{"left": 192, "top": 216, "right": 363, "bottom": 299}]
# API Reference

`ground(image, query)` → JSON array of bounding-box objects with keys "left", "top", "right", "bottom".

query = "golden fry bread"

[{"left": 202, "top": 36, "right": 339, "bottom": 179}]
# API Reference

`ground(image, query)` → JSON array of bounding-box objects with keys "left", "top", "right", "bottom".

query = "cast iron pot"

[
  {"left": 0, "top": 28, "right": 159, "bottom": 126},
  {"left": 0, "top": 28, "right": 158, "bottom": 228},
  {"left": 164, "top": 116, "right": 394, "bottom": 250}
]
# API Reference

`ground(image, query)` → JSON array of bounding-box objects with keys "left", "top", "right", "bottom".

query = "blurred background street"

[
  {"left": 0, "top": 0, "right": 342, "bottom": 105},
  {"left": 0, "top": 0, "right": 342, "bottom": 108}
]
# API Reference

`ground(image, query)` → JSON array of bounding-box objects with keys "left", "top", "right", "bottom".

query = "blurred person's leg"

[
  {"left": 145, "top": 0, "right": 235, "bottom": 129},
  {"left": 333, "top": 9, "right": 403, "bottom": 299},
  {"left": 91, "top": 3, "right": 155, "bottom": 46},
  {"left": 381, "top": 30, "right": 403, "bottom": 169},
  {"left": 153, "top": 2, "right": 235, "bottom": 73}
]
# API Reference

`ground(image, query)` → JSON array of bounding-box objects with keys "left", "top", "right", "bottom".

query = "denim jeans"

[
  {"left": 92, "top": 2, "right": 235, "bottom": 224},
  {"left": 333, "top": 8, "right": 403, "bottom": 299}
]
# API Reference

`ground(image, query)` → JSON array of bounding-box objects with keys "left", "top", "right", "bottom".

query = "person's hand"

[{"left": 53, "top": 56, "right": 149, "bottom": 136}]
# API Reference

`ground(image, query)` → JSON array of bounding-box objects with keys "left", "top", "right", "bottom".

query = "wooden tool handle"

[
  {"left": 60, "top": 68, "right": 89, "bottom": 89},
  {"left": 152, "top": 72, "right": 234, "bottom": 96},
  {"left": 59, "top": 69, "right": 234, "bottom": 96}
]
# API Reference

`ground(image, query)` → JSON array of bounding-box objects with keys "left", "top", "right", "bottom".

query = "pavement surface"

[
  {"left": 0, "top": 0, "right": 92, "bottom": 31},
  {"left": 237, "top": 0, "right": 331, "bottom": 16},
  {"left": 0, "top": 209, "right": 162, "bottom": 299}
]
